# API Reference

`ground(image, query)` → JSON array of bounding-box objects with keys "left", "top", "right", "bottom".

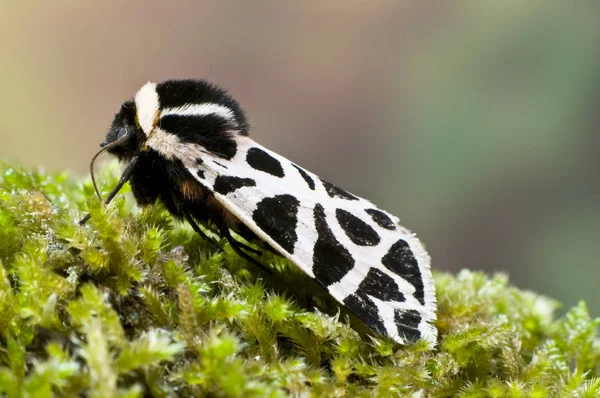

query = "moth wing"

[{"left": 185, "top": 136, "right": 436, "bottom": 344}]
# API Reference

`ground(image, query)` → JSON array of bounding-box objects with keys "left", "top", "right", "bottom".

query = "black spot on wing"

[
  {"left": 365, "top": 208, "right": 396, "bottom": 230},
  {"left": 355, "top": 268, "right": 405, "bottom": 302},
  {"left": 343, "top": 294, "right": 386, "bottom": 335},
  {"left": 344, "top": 268, "right": 406, "bottom": 339},
  {"left": 246, "top": 147, "right": 285, "bottom": 178},
  {"left": 213, "top": 176, "right": 256, "bottom": 195},
  {"left": 382, "top": 240, "right": 425, "bottom": 305},
  {"left": 394, "top": 309, "right": 422, "bottom": 343},
  {"left": 312, "top": 204, "right": 355, "bottom": 286},
  {"left": 320, "top": 179, "right": 358, "bottom": 201},
  {"left": 196, "top": 159, "right": 205, "bottom": 179},
  {"left": 336, "top": 209, "right": 381, "bottom": 246},
  {"left": 292, "top": 164, "right": 315, "bottom": 190},
  {"left": 252, "top": 195, "right": 299, "bottom": 253},
  {"left": 160, "top": 114, "right": 238, "bottom": 159}
]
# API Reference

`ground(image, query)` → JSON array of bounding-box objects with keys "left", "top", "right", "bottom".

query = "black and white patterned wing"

[{"left": 178, "top": 136, "right": 437, "bottom": 344}]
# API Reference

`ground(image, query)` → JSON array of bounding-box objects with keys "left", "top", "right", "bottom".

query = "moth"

[{"left": 80, "top": 79, "right": 437, "bottom": 344}]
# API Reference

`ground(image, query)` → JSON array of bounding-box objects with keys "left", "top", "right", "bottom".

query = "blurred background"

[{"left": 1, "top": 2, "right": 599, "bottom": 315}]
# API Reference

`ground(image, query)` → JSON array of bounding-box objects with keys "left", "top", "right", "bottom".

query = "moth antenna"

[
  {"left": 102, "top": 155, "right": 139, "bottom": 206},
  {"left": 89, "top": 128, "right": 132, "bottom": 201},
  {"left": 79, "top": 129, "right": 134, "bottom": 226},
  {"left": 79, "top": 155, "right": 139, "bottom": 226}
]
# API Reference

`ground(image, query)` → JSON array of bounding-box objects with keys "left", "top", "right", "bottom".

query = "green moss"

[{"left": 0, "top": 160, "right": 598, "bottom": 397}]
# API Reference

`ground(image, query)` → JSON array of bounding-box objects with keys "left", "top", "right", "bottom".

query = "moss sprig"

[{"left": 0, "top": 160, "right": 598, "bottom": 397}]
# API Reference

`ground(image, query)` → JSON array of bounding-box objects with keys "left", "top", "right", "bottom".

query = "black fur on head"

[{"left": 103, "top": 100, "right": 144, "bottom": 161}]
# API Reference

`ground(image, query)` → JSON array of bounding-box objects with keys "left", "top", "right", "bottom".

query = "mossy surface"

[{"left": 0, "top": 160, "right": 598, "bottom": 397}]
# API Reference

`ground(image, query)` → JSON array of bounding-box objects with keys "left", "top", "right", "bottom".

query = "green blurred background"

[{"left": 1, "top": 2, "right": 599, "bottom": 315}]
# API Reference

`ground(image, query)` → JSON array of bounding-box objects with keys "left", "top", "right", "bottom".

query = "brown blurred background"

[{"left": 1, "top": 2, "right": 599, "bottom": 315}]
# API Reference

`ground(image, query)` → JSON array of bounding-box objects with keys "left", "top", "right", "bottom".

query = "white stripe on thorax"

[{"left": 161, "top": 103, "right": 236, "bottom": 122}]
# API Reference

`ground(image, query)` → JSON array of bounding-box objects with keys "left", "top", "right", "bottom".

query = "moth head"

[{"left": 101, "top": 100, "right": 144, "bottom": 161}]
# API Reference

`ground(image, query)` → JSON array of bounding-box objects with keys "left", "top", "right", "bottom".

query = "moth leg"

[
  {"left": 184, "top": 213, "right": 218, "bottom": 247},
  {"left": 220, "top": 226, "right": 272, "bottom": 274},
  {"left": 234, "top": 224, "right": 267, "bottom": 255},
  {"left": 230, "top": 236, "right": 262, "bottom": 256},
  {"left": 184, "top": 212, "right": 254, "bottom": 255}
]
